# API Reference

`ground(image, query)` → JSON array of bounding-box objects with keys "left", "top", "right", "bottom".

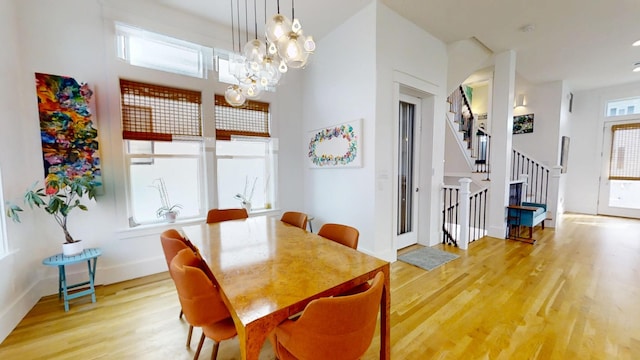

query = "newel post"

[
  {"left": 547, "top": 166, "right": 563, "bottom": 228},
  {"left": 458, "top": 178, "right": 472, "bottom": 250}
]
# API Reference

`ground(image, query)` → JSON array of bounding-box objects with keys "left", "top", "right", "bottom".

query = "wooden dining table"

[{"left": 181, "top": 215, "right": 390, "bottom": 360}]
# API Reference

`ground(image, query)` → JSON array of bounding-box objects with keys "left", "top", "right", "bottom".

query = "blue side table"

[{"left": 42, "top": 248, "right": 102, "bottom": 311}]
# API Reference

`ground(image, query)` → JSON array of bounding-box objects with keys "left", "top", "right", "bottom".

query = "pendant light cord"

[
  {"left": 230, "top": 0, "right": 235, "bottom": 53},
  {"left": 253, "top": 0, "right": 257, "bottom": 40}
]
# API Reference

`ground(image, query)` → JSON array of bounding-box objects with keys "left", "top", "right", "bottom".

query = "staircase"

[{"left": 443, "top": 85, "right": 554, "bottom": 248}]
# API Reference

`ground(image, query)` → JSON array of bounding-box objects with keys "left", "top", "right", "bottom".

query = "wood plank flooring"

[{"left": 1, "top": 213, "right": 639, "bottom": 359}]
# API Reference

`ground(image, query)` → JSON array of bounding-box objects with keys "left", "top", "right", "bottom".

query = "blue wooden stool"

[{"left": 42, "top": 248, "right": 102, "bottom": 311}]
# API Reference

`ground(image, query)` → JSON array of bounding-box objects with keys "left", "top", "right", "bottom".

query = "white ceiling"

[{"left": 157, "top": 0, "right": 640, "bottom": 91}]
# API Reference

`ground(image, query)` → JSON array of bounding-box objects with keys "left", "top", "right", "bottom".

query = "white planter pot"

[
  {"left": 164, "top": 212, "right": 177, "bottom": 223},
  {"left": 62, "top": 241, "right": 83, "bottom": 257}
]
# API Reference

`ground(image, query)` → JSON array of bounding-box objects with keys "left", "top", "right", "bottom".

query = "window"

[
  {"left": 116, "top": 23, "right": 213, "bottom": 79},
  {"left": 606, "top": 97, "right": 640, "bottom": 117},
  {"left": 609, "top": 123, "right": 640, "bottom": 180},
  {"left": 214, "top": 95, "right": 276, "bottom": 210},
  {"left": 121, "top": 80, "right": 205, "bottom": 226}
]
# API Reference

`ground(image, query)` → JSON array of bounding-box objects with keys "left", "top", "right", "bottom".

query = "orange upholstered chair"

[
  {"left": 160, "top": 229, "right": 200, "bottom": 345},
  {"left": 317, "top": 223, "right": 360, "bottom": 249},
  {"left": 269, "top": 272, "right": 384, "bottom": 360},
  {"left": 206, "top": 208, "right": 249, "bottom": 224},
  {"left": 280, "top": 211, "right": 308, "bottom": 230},
  {"left": 170, "top": 249, "right": 237, "bottom": 360}
]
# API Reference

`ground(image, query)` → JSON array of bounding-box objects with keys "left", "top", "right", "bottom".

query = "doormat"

[{"left": 398, "top": 247, "right": 459, "bottom": 271}]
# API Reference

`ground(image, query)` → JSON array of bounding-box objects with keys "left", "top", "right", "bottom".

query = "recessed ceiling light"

[
  {"left": 634, "top": 62, "right": 640, "bottom": 72},
  {"left": 521, "top": 24, "right": 535, "bottom": 33},
  {"left": 633, "top": 40, "right": 640, "bottom": 47}
]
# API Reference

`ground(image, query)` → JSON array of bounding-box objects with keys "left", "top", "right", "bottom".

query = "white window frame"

[
  {"left": 215, "top": 136, "right": 278, "bottom": 211},
  {"left": 115, "top": 22, "right": 213, "bottom": 79},
  {"left": 124, "top": 139, "right": 206, "bottom": 226}
]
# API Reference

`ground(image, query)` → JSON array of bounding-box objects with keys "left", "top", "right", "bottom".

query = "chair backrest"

[
  {"left": 317, "top": 223, "right": 359, "bottom": 249},
  {"left": 160, "top": 229, "right": 190, "bottom": 269},
  {"left": 206, "top": 208, "right": 248, "bottom": 224},
  {"left": 280, "top": 211, "right": 308, "bottom": 230},
  {"left": 273, "top": 271, "right": 384, "bottom": 360},
  {"left": 169, "top": 248, "right": 231, "bottom": 327}
]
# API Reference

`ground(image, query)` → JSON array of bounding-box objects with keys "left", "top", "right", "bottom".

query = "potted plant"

[
  {"left": 234, "top": 176, "right": 257, "bottom": 212},
  {"left": 152, "top": 178, "right": 181, "bottom": 223},
  {"left": 5, "top": 173, "right": 97, "bottom": 256}
]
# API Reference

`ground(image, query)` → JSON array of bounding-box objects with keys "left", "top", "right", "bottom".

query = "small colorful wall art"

[
  {"left": 307, "top": 119, "right": 362, "bottom": 168},
  {"left": 513, "top": 113, "right": 534, "bottom": 134},
  {"left": 35, "top": 73, "right": 102, "bottom": 185}
]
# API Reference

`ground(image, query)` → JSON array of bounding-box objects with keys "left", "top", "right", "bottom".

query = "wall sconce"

[{"left": 514, "top": 94, "right": 527, "bottom": 108}]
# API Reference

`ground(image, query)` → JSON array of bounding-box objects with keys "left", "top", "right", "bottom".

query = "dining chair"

[
  {"left": 317, "top": 223, "right": 360, "bottom": 249},
  {"left": 170, "top": 248, "right": 238, "bottom": 360},
  {"left": 160, "top": 229, "right": 198, "bottom": 345},
  {"left": 269, "top": 271, "right": 384, "bottom": 360},
  {"left": 280, "top": 211, "right": 308, "bottom": 230},
  {"left": 206, "top": 208, "right": 248, "bottom": 224}
]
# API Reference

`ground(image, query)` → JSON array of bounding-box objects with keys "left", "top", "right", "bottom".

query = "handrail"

[
  {"left": 441, "top": 179, "right": 488, "bottom": 249},
  {"left": 511, "top": 149, "right": 550, "bottom": 204}
]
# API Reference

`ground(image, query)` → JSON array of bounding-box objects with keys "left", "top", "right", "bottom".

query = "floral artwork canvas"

[
  {"left": 35, "top": 73, "right": 102, "bottom": 186},
  {"left": 307, "top": 119, "right": 362, "bottom": 168}
]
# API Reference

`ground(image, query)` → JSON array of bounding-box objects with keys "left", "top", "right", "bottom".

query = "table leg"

[
  {"left": 87, "top": 258, "right": 98, "bottom": 303},
  {"left": 60, "top": 265, "right": 69, "bottom": 312},
  {"left": 57, "top": 265, "right": 63, "bottom": 299},
  {"left": 380, "top": 264, "right": 391, "bottom": 360}
]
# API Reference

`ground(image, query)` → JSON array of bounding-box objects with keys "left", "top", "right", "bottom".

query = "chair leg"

[
  {"left": 211, "top": 341, "right": 220, "bottom": 360},
  {"left": 186, "top": 325, "right": 194, "bottom": 347},
  {"left": 194, "top": 332, "right": 205, "bottom": 360},
  {"left": 179, "top": 309, "right": 183, "bottom": 319}
]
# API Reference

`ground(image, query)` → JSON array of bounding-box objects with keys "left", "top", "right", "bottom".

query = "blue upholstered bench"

[{"left": 507, "top": 202, "right": 546, "bottom": 240}]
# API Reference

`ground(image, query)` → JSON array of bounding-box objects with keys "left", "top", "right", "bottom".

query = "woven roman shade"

[
  {"left": 214, "top": 94, "right": 269, "bottom": 140},
  {"left": 120, "top": 79, "right": 202, "bottom": 141},
  {"left": 609, "top": 122, "right": 640, "bottom": 180}
]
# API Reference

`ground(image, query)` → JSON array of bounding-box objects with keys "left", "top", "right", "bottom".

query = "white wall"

[
  {"left": 512, "top": 80, "right": 563, "bottom": 168},
  {"left": 302, "top": 1, "right": 448, "bottom": 259},
  {"left": 302, "top": 3, "right": 377, "bottom": 250},
  {"left": 0, "top": 0, "right": 305, "bottom": 342},
  {"left": 565, "top": 80, "right": 640, "bottom": 214}
]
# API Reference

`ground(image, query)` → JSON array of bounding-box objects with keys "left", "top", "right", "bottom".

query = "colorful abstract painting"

[
  {"left": 35, "top": 73, "right": 102, "bottom": 186},
  {"left": 307, "top": 119, "right": 362, "bottom": 168}
]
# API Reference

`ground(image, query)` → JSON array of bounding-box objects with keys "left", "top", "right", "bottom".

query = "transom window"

[
  {"left": 606, "top": 97, "right": 640, "bottom": 117},
  {"left": 116, "top": 22, "right": 213, "bottom": 79}
]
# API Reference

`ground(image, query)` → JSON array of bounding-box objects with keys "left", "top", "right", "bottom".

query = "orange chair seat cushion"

[{"left": 202, "top": 317, "right": 238, "bottom": 342}]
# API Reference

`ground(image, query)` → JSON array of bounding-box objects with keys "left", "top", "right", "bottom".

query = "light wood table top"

[{"left": 182, "top": 215, "right": 390, "bottom": 360}]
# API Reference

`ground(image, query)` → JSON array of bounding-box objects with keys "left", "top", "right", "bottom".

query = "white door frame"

[
  {"left": 597, "top": 118, "right": 640, "bottom": 218},
  {"left": 394, "top": 93, "right": 421, "bottom": 249}
]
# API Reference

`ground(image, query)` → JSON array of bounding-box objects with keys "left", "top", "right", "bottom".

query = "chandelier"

[{"left": 224, "top": 0, "right": 316, "bottom": 107}]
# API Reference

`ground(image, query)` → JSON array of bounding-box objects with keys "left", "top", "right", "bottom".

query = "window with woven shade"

[
  {"left": 120, "top": 79, "right": 202, "bottom": 141},
  {"left": 214, "top": 94, "right": 276, "bottom": 211},
  {"left": 214, "top": 94, "right": 269, "bottom": 140},
  {"left": 120, "top": 79, "right": 205, "bottom": 226},
  {"left": 609, "top": 122, "right": 640, "bottom": 180}
]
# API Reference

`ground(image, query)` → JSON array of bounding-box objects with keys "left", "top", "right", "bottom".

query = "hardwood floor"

[{"left": 1, "top": 213, "right": 639, "bottom": 359}]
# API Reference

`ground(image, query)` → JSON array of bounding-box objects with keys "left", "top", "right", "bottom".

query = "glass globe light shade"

[
  {"left": 278, "top": 32, "right": 308, "bottom": 69},
  {"left": 303, "top": 35, "right": 316, "bottom": 53},
  {"left": 224, "top": 85, "right": 246, "bottom": 107},
  {"left": 243, "top": 39, "right": 266, "bottom": 64},
  {"left": 259, "top": 56, "right": 282, "bottom": 87},
  {"left": 241, "top": 80, "right": 262, "bottom": 99},
  {"left": 266, "top": 14, "right": 292, "bottom": 44}
]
